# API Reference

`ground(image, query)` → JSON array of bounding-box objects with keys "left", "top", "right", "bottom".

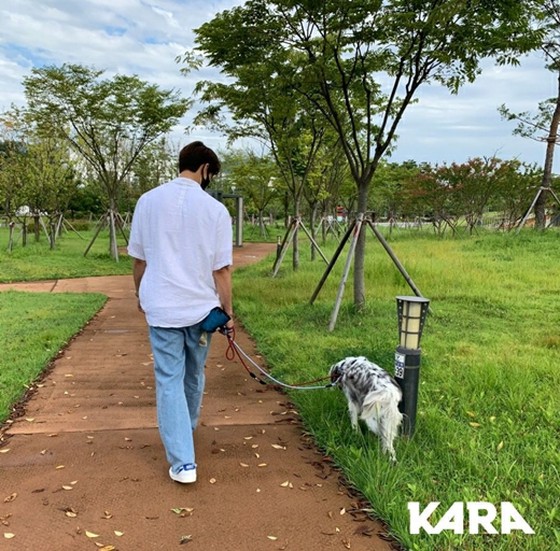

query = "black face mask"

[{"left": 201, "top": 176, "right": 211, "bottom": 190}]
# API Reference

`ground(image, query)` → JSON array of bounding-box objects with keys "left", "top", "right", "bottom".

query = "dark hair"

[{"left": 178, "top": 141, "right": 221, "bottom": 175}]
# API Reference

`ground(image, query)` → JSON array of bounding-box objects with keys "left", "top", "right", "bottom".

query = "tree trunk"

[
  {"left": 22, "top": 221, "right": 28, "bottom": 247},
  {"left": 292, "top": 199, "right": 300, "bottom": 271},
  {"left": 33, "top": 213, "right": 41, "bottom": 242},
  {"left": 535, "top": 69, "right": 560, "bottom": 229},
  {"left": 310, "top": 202, "right": 318, "bottom": 261},
  {"left": 108, "top": 202, "right": 120, "bottom": 261},
  {"left": 7, "top": 222, "right": 15, "bottom": 252},
  {"left": 49, "top": 220, "right": 56, "bottom": 250},
  {"left": 258, "top": 210, "right": 266, "bottom": 237},
  {"left": 353, "top": 182, "right": 369, "bottom": 310}
]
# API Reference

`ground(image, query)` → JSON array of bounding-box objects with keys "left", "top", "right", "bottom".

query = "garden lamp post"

[{"left": 395, "top": 296, "right": 430, "bottom": 437}]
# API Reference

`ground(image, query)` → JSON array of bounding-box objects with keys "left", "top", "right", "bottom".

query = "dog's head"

[{"left": 329, "top": 358, "right": 352, "bottom": 385}]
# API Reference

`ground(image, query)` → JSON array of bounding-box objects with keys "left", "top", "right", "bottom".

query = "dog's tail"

[{"left": 361, "top": 385, "right": 403, "bottom": 427}]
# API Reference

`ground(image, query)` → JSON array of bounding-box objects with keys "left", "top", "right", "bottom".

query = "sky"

[{"left": 0, "top": 0, "right": 556, "bottom": 171}]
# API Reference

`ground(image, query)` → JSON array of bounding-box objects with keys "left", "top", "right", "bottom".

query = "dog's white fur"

[{"left": 330, "top": 356, "right": 403, "bottom": 462}]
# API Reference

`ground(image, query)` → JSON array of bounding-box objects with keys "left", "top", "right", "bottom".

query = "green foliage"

[
  {"left": 22, "top": 63, "right": 189, "bottom": 204},
  {"left": 0, "top": 291, "right": 106, "bottom": 422},
  {"left": 193, "top": 0, "right": 545, "bottom": 307},
  {"left": 233, "top": 229, "right": 560, "bottom": 550}
]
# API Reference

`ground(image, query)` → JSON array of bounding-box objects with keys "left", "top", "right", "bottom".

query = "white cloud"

[{"left": 0, "top": 0, "right": 555, "bottom": 171}]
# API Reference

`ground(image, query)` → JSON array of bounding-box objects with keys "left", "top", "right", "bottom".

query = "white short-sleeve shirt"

[{"left": 127, "top": 177, "right": 233, "bottom": 328}]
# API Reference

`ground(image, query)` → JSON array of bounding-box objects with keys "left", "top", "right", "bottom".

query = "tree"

[
  {"left": 222, "top": 149, "right": 281, "bottom": 237},
  {"left": 22, "top": 64, "right": 190, "bottom": 259},
  {"left": 499, "top": 0, "right": 560, "bottom": 229},
  {"left": 181, "top": 47, "right": 330, "bottom": 270},
  {"left": 121, "top": 137, "right": 178, "bottom": 212},
  {"left": 195, "top": 0, "right": 543, "bottom": 309}
]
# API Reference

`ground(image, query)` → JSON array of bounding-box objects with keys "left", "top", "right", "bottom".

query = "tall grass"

[{"left": 232, "top": 229, "right": 560, "bottom": 551}]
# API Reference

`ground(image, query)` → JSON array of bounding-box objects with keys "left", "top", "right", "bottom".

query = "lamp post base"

[{"left": 394, "top": 346, "right": 421, "bottom": 437}]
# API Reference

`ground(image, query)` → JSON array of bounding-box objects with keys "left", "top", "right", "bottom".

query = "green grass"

[
  {"left": 1, "top": 222, "right": 558, "bottom": 549},
  {"left": 0, "top": 291, "right": 107, "bottom": 422},
  {"left": 232, "top": 228, "right": 560, "bottom": 551},
  {"left": 0, "top": 227, "right": 132, "bottom": 282}
]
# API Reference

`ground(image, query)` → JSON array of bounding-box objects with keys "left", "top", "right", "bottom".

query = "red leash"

[{"left": 223, "top": 328, "right": 267, "bottom": 385}]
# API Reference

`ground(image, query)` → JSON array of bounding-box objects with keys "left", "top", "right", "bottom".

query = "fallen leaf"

[
  {"left": 180, "top": 534, "right": 193, "bottom": 545},
  {"left": 171, "top": 508, "right": 194, "bottom": 517},
  {"left": 257, "top": 463, "right": 267, "bottom": 468},
  {"left": 101, "top": 511, "right": 113, "bottom": 519},
  {"left": 99, "top": 546, "right": 116, "bottom": 551},
  {"left": 114, "top": 530, "right": 124, "bottom": 537},
  {"left": 466, "top": 411, "right": 476, "bottom": 418},
  {"left": 340, "top": 508, "right": 346, "bottom": 515},
  {"left": 3, "top": 494, "right": 17, "bottom": 503},
  {"left": 267, "top": 535, "right": 278, "bottom": 541},
  {"left": 56, "top": 465, "right": 65, "bottom": 470},
  {"left": 209, "top": 478, "right": 217, "bottom": 484},
  {"left": 62, "top": 485, "right": 73, "bottom": 491},
  {"left": 271, "top": 444, "right": 285, "bottom": 450},
  {"left": 239, "top": 463, "right": 249, "bottom": 468},
  {"left": 25, "top": 418, "right": 35, "bottom": 422},
  {"left": 3, "top": 533, "right": 15, "bottom": 539},
  {"left": 497, "top": 441, "right": 504, "bottom": 452},
  {"left": 0, "top": 449, "right": 10, "bottom": 454},
  {"left": 85, "top": 531, "right": 100, "bottom": 538},
  {"left": 469, "top": 422, "right": 481, "bottom": 428}
]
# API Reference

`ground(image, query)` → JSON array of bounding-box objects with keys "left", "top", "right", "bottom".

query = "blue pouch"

[{"left": 200, "top": 307, "right": 231, "bottom": 333}]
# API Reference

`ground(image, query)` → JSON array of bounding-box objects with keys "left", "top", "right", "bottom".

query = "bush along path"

[{"left": 0, "top": 243, "right": 398, "bottom": 551}]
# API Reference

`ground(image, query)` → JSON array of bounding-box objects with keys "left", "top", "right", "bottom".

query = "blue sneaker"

[{"left": 169, "top": 463, "right": 197, "bottom": 484}]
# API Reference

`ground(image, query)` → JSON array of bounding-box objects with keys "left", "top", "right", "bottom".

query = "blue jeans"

[{"left": 148, "top": 324, "right": 212, "bottom": 471}]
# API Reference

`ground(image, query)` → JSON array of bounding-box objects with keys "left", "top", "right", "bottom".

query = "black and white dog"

[{"left": 330, "top": 356, "right": 403, "bottom": 462}]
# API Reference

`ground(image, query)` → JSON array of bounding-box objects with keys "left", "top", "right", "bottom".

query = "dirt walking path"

[{"left": 0, "top": 243, "right": 396, "bottom": 551}]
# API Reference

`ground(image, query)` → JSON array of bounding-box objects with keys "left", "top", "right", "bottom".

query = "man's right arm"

[
  {"left": 132, "top": 258, "right": 146, "bottom": 311},
  {"left": 212, "top": 264, "right": 234, "bottom": 331}
]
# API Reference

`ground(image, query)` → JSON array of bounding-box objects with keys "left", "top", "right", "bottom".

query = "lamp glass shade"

[{"left": 397, "top": 296, "right": 430, "bottom": 350}]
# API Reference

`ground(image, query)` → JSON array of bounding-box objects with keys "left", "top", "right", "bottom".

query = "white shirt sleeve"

[
  {"left": 212, "top": 206, "right": 233, "bottom": 270},
  {"left": 127, "top": 197, "right": 146, "bottom": 260}
]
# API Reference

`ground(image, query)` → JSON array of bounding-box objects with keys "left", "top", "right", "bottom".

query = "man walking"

[{"left": 128, "top": 141, "right": 234, "bottom": 483}]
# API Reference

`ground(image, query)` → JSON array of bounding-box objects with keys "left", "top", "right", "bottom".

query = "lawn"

[
  {"left": 0, "top": 226, "right": 131, "bottom": 282},
  {"left": 1, "top": 223, "right": 558, "bottom": 550},
  {"left": 232, "top": 229, "right": 560, "bottom": 551},
  {"left": 0, "top": 291, "right": 107, "bottom": 422}
]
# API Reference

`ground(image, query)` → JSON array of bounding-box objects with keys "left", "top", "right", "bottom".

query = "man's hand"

[{"left": 221, "top": 318, "right": 234, "bottom": 338}]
